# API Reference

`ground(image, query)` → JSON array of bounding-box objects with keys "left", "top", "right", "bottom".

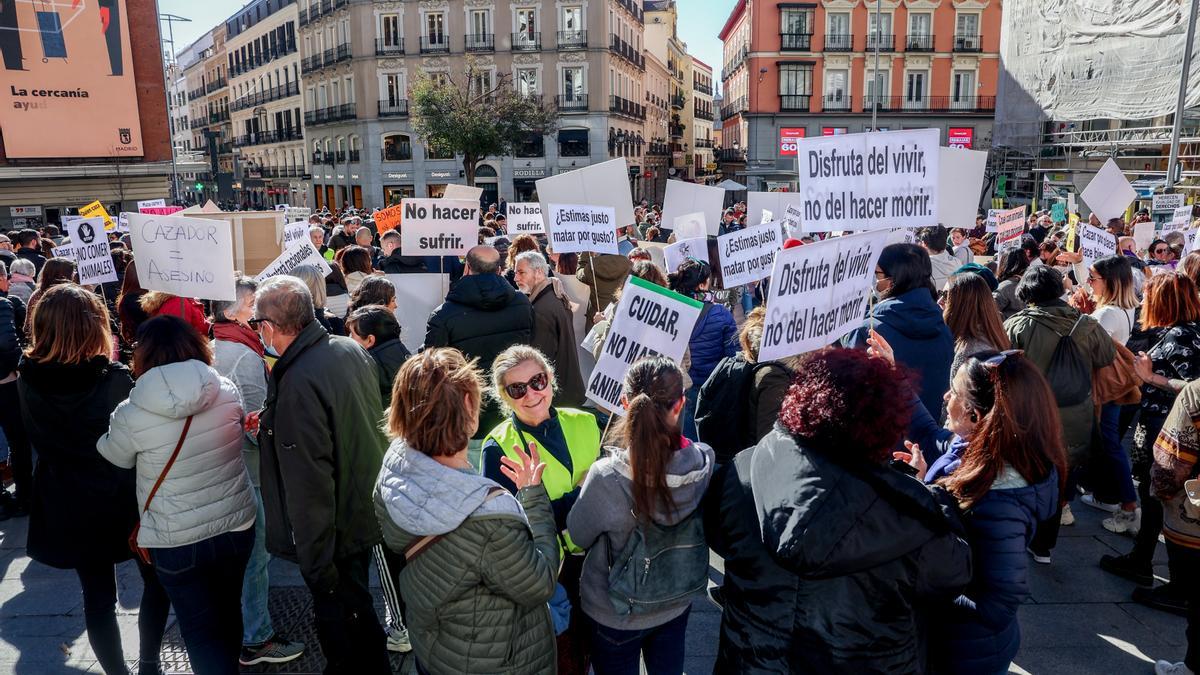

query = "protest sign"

[
  {"left": 637, "top": 241, "right": 668, "bottom": 272},
  {"left": 51, "top": 245, "right": 74, "bottom": 260},
  {"left": 399, "top": 199, "right": 477, "bottom": 256},
  {"left": 188, "top": 211, "right": 284, "bottom": 276},
  {"left": 995, "top": 206, "right": 1027, "bottom": 252},
  {"left": 63, "top": 217, "right": 118, "bottom": 286},
  {"left": 794, "top": 129, "right": 939, "bottom": 232},
  {"left": 443, "top": 184, "right": 484, "bottom": 202},
  {"left": 137, "top": 199, "right": 166, "bottom": 211},
  {"left": 985, "top": 208, "right": 1001, "bottom": 233},
  {"left": 374, "top": 204, "right": 403, "bottom": 234},
  {"left": 256, "top": 240, "right": 333, "bottom": 282},
  {"left": 80, "top": 200, "right": 115, "bottom": 232},
  {"left": 664, "top": 237, "right": 708, "bottom": 275},
  {"left": 758, "top": 230, "right": 890, "bottom": 362},
  {"left": 139, "top": 206, "right": 185, "bottom": 217},
  {"left": 388, "top": 274, "right": 449, "bottom": 354},
  {"left": 1154, "top": 193, "right": 1184, "bottom": 212},
  {"left": 127, "top": 214, "right": 236, "bottom": 301},
  {"left": 586, "top": 276, "right": 703, "bottom": 413},
  {"left": 747, "top": 191, "right": 804, "bottom": 230},
  {"left": 285, "top": 206, "right": 312, "bottom": 223},
  {"left": 1080, "top": 158, "right": 1136, "bottom": 223},
  {"left": 506, "top": 203, "right": 545, "bottom": 234},
  {"left": 1134, "top": 221, "right": 1155, "bottom": 252},
  {"left": 117, "top": 213, "right": 131, "bottom": 233},
  {"left": 536, "top": 159, "right": 636, "bottom": 233},
  {"left": 936, "top": 146, "right": 988, "bottom": 228},
  {"left": 1168, "top": 205, "right": 1194, "bottom": 231},
  {"left": 672, "top": 212, "right": 707, "bottom": 242},
  {"left": 662, "top": 181, "right": 726, "bottom": 236},
  {"left": 1065, "top": 222, "right": 1077, "bottom": 253},
  {"left": 281, "top": 221, "right": 309, "bottom": 249},
  {"left": 1079, "top": 223, "right": 1117, "bottom": 271},
  {"left": 547, "top": 204, "right": 619, "bottom": 255},
  {"left": 717, "top": 223, "right": 783, "bottom": 288},
  {"left": 275, "top": 204, "right": 289, "bottom": 212},
  {"left": 783, "top": 203, "right": 803, "bottom": 235},
  {"left": 1051, "top": 202, "right": 1067, "bottom": 223},
  {"left": 760, "top": 209, "right": 773, "bottom": 225}
]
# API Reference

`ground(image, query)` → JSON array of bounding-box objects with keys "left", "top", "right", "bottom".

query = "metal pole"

[
  {"left": 870, "top": 0, "right": 881, "bottom": 131},
  {"left": 159, "top": 13, "right": 191, "bottom": 204},
  {"left": 1168, "top": 0, "right": 1200, "bottom": 190}
]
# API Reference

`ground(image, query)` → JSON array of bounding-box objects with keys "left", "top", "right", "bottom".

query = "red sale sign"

[
  {"left": 948, "top": 127, "right": 974, "bottom": 149},
  {"left": 779, "top": 128, "right": 806, "bottom": 156}
]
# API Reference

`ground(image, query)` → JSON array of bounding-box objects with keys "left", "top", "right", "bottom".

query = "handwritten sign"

[
  {"left": 127, "top": 214, "right": 236, "bottom": 301},
  {"left": 995, "top": 206, "right": 1027, "bottom": 252},
  {"left": 256, "top": 239, "right": 332, "bottom": 281},
  {"left": 80, "top": 200, "right": 115, "bottom": 232},
  {"left": 664, "top": 237, "right": 708, "bottom": 274},
  {"left": 374, "top": 204, "right": 403, "bottom": 234},
  {"left": 1079, "top": 223, "right": 1117, "bottom": 272},
  {"left": 137, "top": 199, "right": 166, "bottom": 211},
  {"left": 547, "top": 204, "right": 619, "bottom": 255},
  {"left": 63, "top": 217, "right": 118, "bottom": 286}
]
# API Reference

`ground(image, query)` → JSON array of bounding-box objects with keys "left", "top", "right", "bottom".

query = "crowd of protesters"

[{"left": 0, "top": 197, "right": 1193, "bottom": 675}]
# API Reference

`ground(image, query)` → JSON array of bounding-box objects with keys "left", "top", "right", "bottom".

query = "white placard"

[
  {"left": 442, "top": 184, "right": 485, "bottom": 202},
  {"left": 760, "top": 209, "right": 774, "bottom": 225},
  {"left": 795, "top": 129, "right": 940, "bottom": 232},
  {"left": 1079, "top": 223, "right": 1117, "bottom": 272},
  {"left": 507, "top": 203, "right": 545, "bottom": 234},
  {"left": 387, "top": 273, "right": 449, "bottom": 355},
  {"left": 285, "top": 206, "right": 312, "bottom": 223},
  {"left": 1168, "top": 205, "right": 1193, "bottom": 231},
  {"left": 281, "top": 221, "right": 309, "bottom": 249},
  {"left": 1134, "top": 221, "right": 1155, "bottom": 252},
  {"left": 985, "top": 208, "right": 1001, "bottom": 233},
  {"left": 116, "top": 212, "right": 130, "bottom": 233},
  {"left": 63, "top": 217, "right": 118, "bottom": 286},
  {"left": 256, "top": 240, "right": 333, "bottom": 282},
  {"left": 275, "top": 204, "right": 289, "bottom": 212},
  {"left": 398, "top": 198, "right": 478, "bottom": 256},
  {"left": 51, "top": 245, "right": 75, "bottom": 260},
  {"left": 137, "top": 199, "right": 166, "bottom": 211},
  {"left": 784, "top": 203, "right": 803, "bottom": 234},
  {"left": 1080, "top": 158, "right": 1137, "bottom": 223},
  {"left": 717, "top": 222, "right": 783, "bottom": 288},
  {"left": 672, "top": 212, "right": 707, "bottom": 242},
  {"left": 636, "top": 241, "right": 668, "bottom": 273},
  {"left": 664, "top": 237, "right": 709, "bottom": 274},
  {"left": 1154, "top": 193, "right": 1185, "bottom": 212},
  {"left": 758, "top": 230, "right": 890, "bottom": 362},
  {"left": 546, "top": 204, "right": 619, "bottom": 255},
  {"left": 585, "top": 276, "right": 703, "bottom": 413},
  {"left": 746, "top": 191, "right": 804, "bottom": 230},
  {"left": 936, "top": 146, "right": 988, "bottom": 228},
  {"left": 127, "top": 214, "right": 236, "bottom": 301},
  {"left": 995, "top": 206, "right": 1027, "bottom": 252},
  {"left": 536, "top": 158, "right": 636, "bottom": 234},
  {"left": 662, "top": 180, "right": 726, "bottom": 237}
]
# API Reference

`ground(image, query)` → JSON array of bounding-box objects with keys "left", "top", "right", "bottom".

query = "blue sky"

[{"left": 161, "top": 0, "right": 734, "bottom": 92}]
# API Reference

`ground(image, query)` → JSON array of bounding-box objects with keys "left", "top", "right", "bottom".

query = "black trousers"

[
  {"left": 0, "top": 378, "right": 32, "bottom": 507},
  {"left": 308, "top": 551, "right": 390, "bottom": 675},
  {"left": 76, "top": 559, "right": 171, "bottom": 675}
]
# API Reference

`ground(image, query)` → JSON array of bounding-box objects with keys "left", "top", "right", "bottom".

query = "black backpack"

[
  {"left": 1040, "top": 315, "right": 1092, "bottom": 407},
  {"left": 696, "top": 356, "right": 789, "bottom": 462}
]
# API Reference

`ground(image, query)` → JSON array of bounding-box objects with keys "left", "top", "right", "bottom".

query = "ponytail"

[{"left": 617, "top": 357, "right": 684, "bottom": 521}]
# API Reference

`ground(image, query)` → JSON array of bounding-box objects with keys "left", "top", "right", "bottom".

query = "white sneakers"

[
  {"left": 1060, "top": 503, "right": 1076, "bottom": 526},
  {"left": 1155, "top": 660, "right": 1195, "bottom": 675},
  {"left": 1102, "top": 508, "right": 1142, "bottom": 537},
  {"left": 386, "top": 624, "right": 413, "bottom": 653},
  {"left": 1080, "top": 493, "right": 1121, "bottom": 513}
]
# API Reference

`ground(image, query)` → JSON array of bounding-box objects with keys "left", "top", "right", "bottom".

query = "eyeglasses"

[
  {"left": 504, "top": 372, "right": 549, "bottom": 400},
  {"left": 1155, "top": 248, "right": 1170, "bottom": 255},
  {"left": 982, "top": 349, "right": 1023, "bottom": 370},
  {"left": 247, "top": 317, "right": 271, "bottom": 329}
]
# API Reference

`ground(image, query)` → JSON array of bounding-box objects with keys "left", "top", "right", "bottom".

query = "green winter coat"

[{"left": 375, "top": 439, "right": 559, "bottom": 674}]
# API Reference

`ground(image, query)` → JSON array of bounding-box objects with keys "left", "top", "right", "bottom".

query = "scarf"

[
  {"left": 530, "top": 277, "right": 578, "bottom": 313},
  {"left": 213, "top": 321, "right": 265, "bottom": 358}
]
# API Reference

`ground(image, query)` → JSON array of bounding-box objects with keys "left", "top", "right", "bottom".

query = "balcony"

[
  {"left": 717, "top": 147, "right": 746, "bottom": 162},
  {"left": 695, "top": 138, "right": 714, "bottom": 149},
  {"left": 615, "top": 0, "right": 644, "bottom": 23},
  {"left": 332, "top": 44, "right": 352, "bottom": 64},
  {"left": 303, "top": 103, "right": 358, "bottom": 126},
  {"left": 206, "top": 77, "right": 227, "bottom": 93},
  {"left": 259, "top": 166, "right": 304, "bottom": 179},
  {"left": 234, "top": 129, "right": 304, "bottom": 148},
  {"left": 311, "top": 151, "right": 325, "bottom": 165},
  {"left": 378, "top": 99, "right": 409, "bottom": 117},
  {"left": 230, "top": 81, "right": 300, "bottom": 112},
  {"left": 866, "top": 33, "right": 895, "bottom": 52},
  {"left": 864, "top": 95, "right": 995, "bottom": 112},
  {"left": 720, "top": 95, "right": 748, "bottom": 118},
  {"left": 382, "top": 145, "right": 413, "bottom": 161},
  {"left": 209, "top": 110, "right": 230, "bottom": 124},
  {"left": 823, "top": 94, "right": 851, "bottom": 111},
  {"left": 780, "top": 94, "right": 811, "bottom": 112},
  {"left": 229, "top": 40, "right": 297, "bottom": 77},
  {"left": 420, "top": 36, "right": 450, "bottom": 54},
  {"left": 824, "top": 33, "right": 852, "bottom": 52},
  {"left": 780, "top": 32, "right": 812, "bottom": 51},
  {"left": 954, "top": 34, "right": 982, "bottom": 52},
  {"left": 609, "top": 95, "right": 646, "bottom": 120},
  {"left": 722, "top": 46, "right": 747, "bottom": 78},
  {"left": 609, "top": 34, "right": 645, "bottom": 69},
  {"left": 190, "top": 118, "right": 207, "bottom": 130},
  {"left": 349, "top": 149, "right": 360, "bottom": 163},
  {"left": 556, "top": 93, "right": 588, "bottom": 111},
  {"left": 558, "top": 29, "right": 587, "bottom": 49},
  {"left": 375, "top": 38, "right": 405, "bottom": 56},
  {"left": 669, "top": 123, "right": 684, "bottom": 139},
  {"left": 905, "top": 34, "right": 934, "bottom": 52},
  {"left": 693, "top": 82, "right": 713, "bottom": 96},
  {"left": 217, "top": 142, "right": 234, "bottom": 155},
  {"left": 301, "top": 54, "right": 323, "bottom": 74},
  {"left": 466, "top": 33, "right": 494, "bottom": 52},
  {"left": 188, "top": 87, "right": 207, "bottom": 101},
  {"left": 299, "top": 7, "right": 310, "bottom": 27},
  {"left": 511, "top": 32, "right": 542, "bottom": 51},
  {"left": 693, "top": 105, "right": 713, "bottom": 121},
  {"left": 670, "top": 93, "right": 685, "bottom": 110}
]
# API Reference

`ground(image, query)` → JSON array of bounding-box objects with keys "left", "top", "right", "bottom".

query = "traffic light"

[{"left": 195, "top": 181, "right": 204, "bottom": 191}]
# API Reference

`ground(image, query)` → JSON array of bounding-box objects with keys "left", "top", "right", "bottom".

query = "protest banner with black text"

[
  {"left": 137, "top": 199, "right": 166, "bottom": 211},
  {"left": 80, "top": 200, "right": 116, "bottom": 232},
  {"left": 718, "top": 222, "right": 782, "bottom": 288},
  {"left": 127, "top": 214, "right": 236, "bottom": 301},
  {"left": 507, "top": 203, "right": 545, "bottom": 234},
  {"left": 1079, "top": 223, "right": 1117, "bottom": 271},
  {"left": 536, "top": 159, "right": 636, "bottom": 232},
  {"left": 662, "top": 181, "right": 726, "bottom": 236},
  {"left": 64, "top": 217, "right": 118, "bottom": 286},
  {"left": 547, "top": 204, "right": 619, "bottom": 255},
  {"left": 399, "top": 198, "right": 478, "bottom": 256},
  {"left": 374, "top": 204, "right": 403, "bottom": 234},
  {"left": 995, "top": 206, "right": 1027, "bottom": 252},
  {"left": 256, "top": 240, "right": 333, "bottom": 281},
  {"left": 281, "top": 221, "right": 309, "bottom": 249}
]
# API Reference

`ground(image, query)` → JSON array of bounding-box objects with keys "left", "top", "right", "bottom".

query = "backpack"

[
  {"left": 696, "top": 356, "right": 788, "bottom": 462},
  {"left": 1041, "top": 315, "right": 1092, "bottom": 407},
  {"left": 606, "top": 506, "right": 708, "bottom": 616}
]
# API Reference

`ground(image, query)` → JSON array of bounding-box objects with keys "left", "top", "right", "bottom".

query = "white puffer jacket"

[{"left": 99, "top": 359, "right": 255, "bottom": 548}]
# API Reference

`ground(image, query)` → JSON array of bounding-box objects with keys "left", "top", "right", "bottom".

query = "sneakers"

[
  {"left": 1156, "top": 660, "right": 1195, "bottom": 675},
  {"left": 1133, "top": 584, "right": 1191, "bottom": 617},
  {"left": 386, "top": 624, "right": 413, "bottom": 653},
  {"left": 1027, "top": 546, "right": 1052, "bottom": 565},
  {"left": 239, "top": 635, "right": 305, "bottom": 666},
  {"left": 1080, "top": 493, "right": 1122, "bottom": 513},
  {"left": 1099, "top": 553, "right": 1154, "bottom": 586},
  {"left": 1102, "top": 508, "right": 1141, "bottom": 536},
  {"left": 1060, "top": 503, "right": 1076, "bottom": 526}
]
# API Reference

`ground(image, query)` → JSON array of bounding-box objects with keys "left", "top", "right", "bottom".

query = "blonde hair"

[
  {"left": 739, "top": 307, "right": 766, "bottom": 362},
  {"left": 26, "top": 284, "right": 113, "bottom": 365},
  {"left": 490, "top": 345, "right": 556, "bottom": 412},
  {"left": 388, "top": 348, "right": 483, "bottom": 456}
]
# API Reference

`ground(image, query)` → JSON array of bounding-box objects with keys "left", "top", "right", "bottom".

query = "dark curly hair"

[{"left": 778, "top": 347, "right": 913, "bottom": 463}]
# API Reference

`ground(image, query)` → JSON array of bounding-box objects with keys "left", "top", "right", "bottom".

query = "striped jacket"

[{"left": 1152, "top": 380, "right": 1200, "bottom": 549}]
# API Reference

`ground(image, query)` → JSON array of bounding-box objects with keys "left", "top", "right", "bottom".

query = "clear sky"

[{"left": 160, "top": 0, "right": 735, "bottom": 91}]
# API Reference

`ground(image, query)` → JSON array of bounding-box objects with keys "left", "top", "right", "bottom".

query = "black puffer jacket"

[
  {"left": 423, "top": 273, "right": 532, "bottom": 436},
  {"left": 367, "top": 337, "right": 411, "bottom": 406},
  {"left": 704, "top": 429, "right": 972, "bottom": 674}
]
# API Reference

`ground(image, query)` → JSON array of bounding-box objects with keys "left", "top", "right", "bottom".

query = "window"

[
  {"left": 517, "top": 68, "right": 539, "bottom": 96},
  {"left": 471, "top": 9, "right": 490, "bottom": 35},
  {"left": 383, "top": 73, "right": 405, "bottom": 105},
  {"left": 427, "top": 142, "right": 454, "bottom": 159},
  {"left": 956, "top": 13, "right": 979, "bottom": 38},
  {"left": 779, "top": 63, "right": 813, "bottom": 110},
  {"left": 866, "top": 69, "right": 889, "bottom": 107},
  {"left": 824, "top": 69, "right": 848, "bottom": 108},
  {"left": 952, "top": 70, "right": 976, "bottom": 108},
  {"left": 426, "top": 12, "right": 446, "bottom": 43},
  {"left": 868, "top": 12, "right": 892, "bottom": 49},
  {"left": 516, "top": 131, "right": 544, "bottom": 157},
  {"left": 562, "top": 65, "right": 585, "bottom": 100},
  {"left": 781, "top": 8, "right": 813, "bottom": 50},
  {"left": 559, "top": 128, "right": 589, "bottom": 157},
  {"left": 826, "top": 12, "right": 850, "bottom": 50},
  {"left": 905, "top": 71, "right": 927, "bottom": 109},
  {"left": 908, "top": 12, "right": 931, "bottom": 50},
  {"left": 380, "top": 14, "right": 401, "bottom": 47},
  {"left": 382, "top": 134, "right": 412, "bottom": 161},
  {"left": 472, "top": 69, "right": 494, "bottom": 98},
  {"left": 562, "top": 6, "right": 582, "bottom": 30},
  {"left": 516, "top": 8, "right": 536, "bottom": 40}
]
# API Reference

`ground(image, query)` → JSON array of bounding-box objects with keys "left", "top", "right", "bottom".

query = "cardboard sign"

[
  {"left": 747, "top": 191, "right": 804, "bottom": 230},
  {"left": 1134, "top": 221, "right": 1155, "bottom": 252},
  {"left": 399, "top": 199, "right": 477, "bottom": 256},
  {"left": 256, "top": 240, "right": 333, "bottom": 282},
  {"left": 546, "top": 204, "right": 619, "bottom": 255},
  {"left": 51, "top": 245, "right": 74, "bottom": 260},
  {"left": 137, "top": 199, "right": 166, "bottom": 211},
  {"left": 80, "top": 200, "right": 115, "bottom": 232},
  {"left": 443, "top": 184, "right": 485, "bottom": 202},
  {"left": 672, "top": 212, "right": 707, "bottom": 242},
  {"left": 507, "top": 203, "right": 545, "bottom": 234},
  {"left": 586, "top": 275, "right": 703, "bottom": 413},
  {"left": 985, "top": 208, "right": 1001, "bottom": 233},
  {"left": 285, "top": 206, "right": 312, "bottom": 223},
  {"left": 760, "top": 209, "right": 774, "bottom": 225},
  {"left": 188, "top": 211, "right": 285, "bottom": 276},
  {"left": 116, "top": 213, "right": 131, "bottom": 233},
  {"left": 636, "top": 241, "right": 668, "bottom": 272},
  {"left": 1153, "top": 193, "right": 1185, "bottom": 212},
  {"left": 662, "top": 181, "right": 726, "bottom": 237},
  {"left": 783, "top": 203, "right": 803, "bottom": 235},
  {"left": 758, "top": 230, "right": 890, "bottom": 361},
  {"left": 995, "top": 206, "right": 1027, "bottom": 252},
  {"left": 717, "top": 223, "right": 783, "bottom": 288},
  {"left": 536, "top": 158, "right": 636, "bottom": 234},
  {"left": 1051, "top": 202, "right": 1067, "bottom": 223},
  {"left": 127, "top": 214, "right": 236, "bottom": 301},
  {"left": 281, "top": 221, "right": 310, "bottom": 249},
  {"left": 375, "top": 204, "right": 403, "bottom": 234},
  {"left": 1079, "top": 223, "right": 1117, "bottom": 272},
  {"left": 63, "top": 217, "right": 118, "bottom": 286},
  {"left": 1168, "top": 205, "right": 1194, "bottom": 231},
  {"left": 1080, "top": 158, "right": 1137, "bottom": 223},
  {"left": 794, "top": 129, "right": 940, "bottom": 232},
  {"left": 664, "top": 237, "right": 708, "bottom": 274},
  {"left": 387, "top": 274, "right": 450, "bottom": 354},
  {"left": 936, "top": 146, "right": 988, "bottom": 228}
]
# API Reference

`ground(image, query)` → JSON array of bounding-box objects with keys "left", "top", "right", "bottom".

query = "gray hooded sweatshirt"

[{"left": 567, "top": 439, "right": 715, "bottom": 631}]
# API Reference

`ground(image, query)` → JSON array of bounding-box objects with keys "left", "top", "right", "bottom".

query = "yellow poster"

[{"left": 80, "top": 200, "right": 115, "bottom": 232}]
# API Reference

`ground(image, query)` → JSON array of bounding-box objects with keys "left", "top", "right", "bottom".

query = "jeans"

[
  {"left": 681, "top": 386, "right": 699, "bottom": 442},
  {"left": 590, "top": 606, "right": 691, "bottom": 675},
  {"left": 75, "top": 558, "right": 171, "bottom": 675},
  {"left": 241, "top": 487, "right": 274, "bottom": 646},
  {"left": 739, "top": 285, "right": 755, "bottom": 316},
  {"left": 151, "top": 528, "right": 254, "bottom": 675},
  {"left": 1166, "top": 542, "right": 1200, "bottom": 670},
  {"left": 0, "top": 378, "right": 32, "bottom": 507},
  {"left": 308, "top": 551, "right": 390, "bottom": 675},
  {"left": 1030, "top": 470, "right": 1078, "bottom": 555},
  {"left": 1096, "top": 402, "right": 1138, "bottom": 504}
]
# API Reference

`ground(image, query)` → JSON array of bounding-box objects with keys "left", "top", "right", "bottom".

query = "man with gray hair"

[
  {"left": 513, "top": 250, "right": 585, "bottom": 406},
  {"left": 252, "top": 276, "right": 392, "bottom": 674}
]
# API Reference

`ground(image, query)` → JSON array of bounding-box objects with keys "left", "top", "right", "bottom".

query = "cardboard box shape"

[{"left": 189, "top": 211, "right": 285, "bottom": 276}]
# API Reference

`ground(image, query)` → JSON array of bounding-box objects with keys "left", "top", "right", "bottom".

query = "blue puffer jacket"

[{"left": 687, "top": 302, "right": 738, "bottom": 387}]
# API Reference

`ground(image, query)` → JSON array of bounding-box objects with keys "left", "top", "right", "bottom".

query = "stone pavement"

[{"left": 0, "top": 501, "right": 1186, "bottom": 674}]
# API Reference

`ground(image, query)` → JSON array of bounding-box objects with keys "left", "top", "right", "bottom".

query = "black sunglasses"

[
  {"left": 247, "top": 317, "right": 271, "bottom": 329},
  {"left": 504, "top": 372, "right": 549, "bottom": 400}
]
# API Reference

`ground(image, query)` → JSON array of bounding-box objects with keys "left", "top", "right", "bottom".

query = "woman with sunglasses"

[
  {"left": 481, "top": 345, "right": 601, "bottom": 673},
  {"left": 1149, "top": 239, "right": 1179, "bottom": 268}
]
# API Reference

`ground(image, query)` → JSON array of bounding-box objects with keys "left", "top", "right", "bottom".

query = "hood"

[
  {"left": 129, "top": 359, "right": 224, "bottom": 419},
  {"left": 929, "top": 251, "right": 960, "bottom": 278},
  {"left": 751, "top": 429, "right": 960, "bottom": 579},
  {"left": 376, "top": 438, "right": 524, "bottom": 536},
  {"left": 1016, "top": 301, "right": 1082, "bottom": 333},
  {"left": 531, "top": 277, "right": 578, "bottom": 313},
  {"left": 873, "top": 288, "right": 948, "bottom": 340},
  {"left": 975, "top": 467, "right": 1060, "bottom": 524},
  {"left": 138, "top": 291, "right": 175, "bottom": 315},
  {"left": 446, "top": 273, "right": 522, "bottom": 312},
  {"left": 590, "top": 254, "right": 633, "bottom": 282},
  {"left": 606, "top": 439, "right": 713, "bottom": 525}
]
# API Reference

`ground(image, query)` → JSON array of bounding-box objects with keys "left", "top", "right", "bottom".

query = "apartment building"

[
  {"left": 180, "top": 27, "right": 235, "bottom": 203},
  {"left": 226, "top": 0, "right": 307, "bottom": 208},
  {"left": 645, "top": 1, "right": 692, "bottom": 180},
  {"left": 717, "top": 0, "right": 1000, "bottom": 191},
  {"left": 644, "top": 51, "right": 672, "bottom": 202},
  {"left": 692, "top": 57, "right": 715, "bottom": 182},
  {"left": 296, "top": 0, "right": 649, "bottom": 210}
]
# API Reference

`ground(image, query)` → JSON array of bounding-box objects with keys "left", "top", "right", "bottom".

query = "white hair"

[{"left": 515, "top": 250, "right": 548, "bottom": 276}]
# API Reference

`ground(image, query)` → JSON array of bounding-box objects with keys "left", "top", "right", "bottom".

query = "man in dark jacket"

[
  {"left": 375, "top": 230, "right": 427, "bottom": 274},
  {"left": 253, "top": 276, "right": 391, "bottom": 675},
  {"left": 424, "top": 245, "right": 533, "bottom": 436},
  {"left": 13, "top": 229, "right": 44, "bottom": 276},
  {"left": 576, "top": 251, "right": 631, "bottom": 331},
  {"left": 513, "top": 250, "right": 585, "bottom": 406},
  {"left": 0, "top": 294, "right": 27, "bottom": 519}
]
